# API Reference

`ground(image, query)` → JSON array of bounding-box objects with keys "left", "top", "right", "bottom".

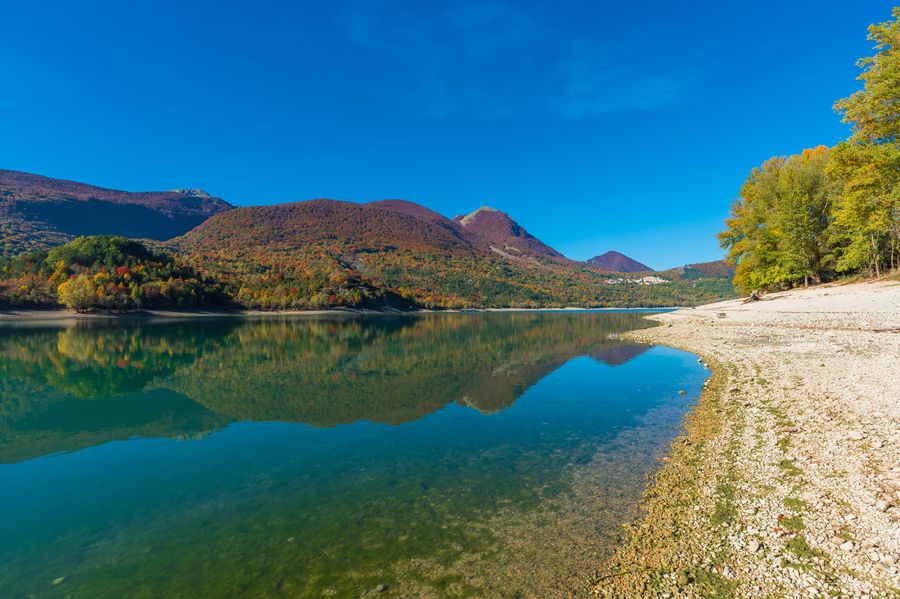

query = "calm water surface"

[{"left": 0, "top": 312, "right": 705, "bottom": 598}]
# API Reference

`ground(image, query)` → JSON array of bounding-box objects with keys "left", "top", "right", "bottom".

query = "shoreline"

[
  {"left": 0, "top": 305, "right": 686, "bottom": 323},
  {"left": 594, "top": 280, "right": 899, "bottom": 597}
]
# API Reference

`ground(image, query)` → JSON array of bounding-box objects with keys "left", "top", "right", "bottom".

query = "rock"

[
  {"left": 376, "top": 584, "right": 387, "bottom": 593},
  {"left": 840, "top": 540, "right": 855, "bottom": 551},
  {"left": 678, "top": 389, "right": 686, "bottom": 395},
  {"left": 848, "top": 431, "right": 865, "bottom": 441},
  {"left": 749, "top": 540, "right": 761, "bottom": 552},
  {"left": 51, "top": 577, "right": 65, "bottom": 585},
  {"left": 875, "top": 499, "right": 891, "bottom": 512},
  {"left": 780, "top": 426, "right": 799, "bottom": 433}
]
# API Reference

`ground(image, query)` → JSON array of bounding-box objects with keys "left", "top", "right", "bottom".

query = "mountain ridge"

[
  {"left": 174, "top": 199, "right": 480, "bottom": 256},
  {"left": 1, "top": 169, "right": 737, "bottom": 310},
  {"left": 0, "top": 169, "right": 233, "bottom": 255},
  {"left": 452, "top": 206, "right": 568, "bottom": 262}
]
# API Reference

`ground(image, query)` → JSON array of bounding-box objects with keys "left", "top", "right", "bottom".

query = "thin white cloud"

[
  {"left": 337, "top": 2, "right": 704, "bottom": 119},
  {"left": 553, "top": 41, "right": 704, "bottom": 117}
]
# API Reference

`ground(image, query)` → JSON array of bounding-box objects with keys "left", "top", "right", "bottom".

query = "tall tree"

[
  {"left": 829, "top": 7, "right": 900, "bottom": 275},
  {"left": 719, "top": 158, "right": 783, "bottom": 293},
  {"left": 771, "top": 147, "right": 838, "bottom": 287},
  {"left": 719, "top": 148, "right": 837, "bottom": 292}
]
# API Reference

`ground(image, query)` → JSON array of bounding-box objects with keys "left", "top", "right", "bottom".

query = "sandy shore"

[{"left": 594, "top": 280, "right": 900, "bottom": 597}]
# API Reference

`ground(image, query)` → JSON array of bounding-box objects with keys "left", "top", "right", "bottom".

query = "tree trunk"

[
  {"left": 891, "top": 239, "right": 897, "bottom": 272},
  {"left": 871, "top": 233, "right": 881, "bottom": 278}
]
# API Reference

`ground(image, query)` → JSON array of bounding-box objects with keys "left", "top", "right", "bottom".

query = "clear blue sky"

[{"left": 0, "top": 1, "right": 889, "bottom": 268}]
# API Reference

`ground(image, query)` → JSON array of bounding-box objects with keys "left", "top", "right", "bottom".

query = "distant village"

[{"left": 602, "top": 275, "right": 670, "bottom": 285}]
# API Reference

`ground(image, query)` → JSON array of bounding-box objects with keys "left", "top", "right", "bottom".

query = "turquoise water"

[{"left": 0, "top": 312, "right": 705, "bottom": 598}]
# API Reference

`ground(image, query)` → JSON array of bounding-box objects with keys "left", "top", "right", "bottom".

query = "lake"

[{"left": 0, "top": 311, "right": 706, "bottom": 598}]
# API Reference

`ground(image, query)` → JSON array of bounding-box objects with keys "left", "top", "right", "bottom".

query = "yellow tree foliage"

[
  {"left": 57, "top": 275, "right": 99, "bottom": 312},
  {"left": 830, "top": 7, "right": 900, "bottom": 275}
]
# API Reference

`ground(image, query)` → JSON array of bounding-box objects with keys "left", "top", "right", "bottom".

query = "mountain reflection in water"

[
  {"left": 0, "top": 312, "right": 653, "bottom": 463},
  {"left": 0, "top": 311, "right": 708, "bottom": 598}
]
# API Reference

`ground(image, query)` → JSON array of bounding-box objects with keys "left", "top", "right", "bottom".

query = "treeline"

[
  {"left": 0, "top": 236, "right": 226, "bottom": 311},
  {"left": 183, "top": 247, "right": 733, "bottom": 311},
  {"left": 720, "top": 8, "right": 899, "bottom": 293},
  {"left": 0, "top": 234, "right": 733, "bottom": 312}
]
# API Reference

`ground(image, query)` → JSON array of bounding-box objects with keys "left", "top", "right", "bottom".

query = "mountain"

[
  {"left": 175, "top": 199, "right": 479, "bottom": 256},
  {"left": 169, "top": 198, "right": 491, "bottom": 309},
  {"left": 660, "top": 259, "right": 735, "bottom": 280},
  {"left": 453, "top": 206, "right": 567, "bottom": 262},
  {"left": 0, "top": 169, "right": 233, "bottom": 255},
  {"left": 584, "top": 251, "right": 652, "bottom": 272},
  {"left": 0, "top": 169, "right": 738, "bottom": 309}
]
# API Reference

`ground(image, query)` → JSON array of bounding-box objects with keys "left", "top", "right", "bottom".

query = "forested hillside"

[
  {"left": 0, "top": 226, "right": 734, "bottom": 312},
  {"left": 0, "top": 163, "right": 738, "bottom": 311},
  {"left": 720, "top": 9, "right": 899, "bottom": 293},
  {"left": 168, "top": 200, "right": 734, "bottom": 309},
  {"left": 0, "top": 236, "right": 226, "bottom": 310}
]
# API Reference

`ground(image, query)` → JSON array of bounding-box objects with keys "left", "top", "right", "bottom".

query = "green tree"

[
  {"left": 57, "top": 274, "right": 99, "bottom": 312},
  {"left": 829, "top": 7, "right": 900, "bottom": 275},
  {"left": 719, "top": 148, "right": 837, "bottom": 292},
  {"left": 770, "top": 147, "right": 838, "bottom": 287},
  {"left": 45, "top": 235, "right": 155, "bottom": 271},
  {"left": 718, "top": 158, "right": 783, "bottom": 293}
]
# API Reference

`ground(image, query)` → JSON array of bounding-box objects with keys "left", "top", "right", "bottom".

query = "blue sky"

[{"left": 0, "top": 1, "right": 889, "bottom": 268}]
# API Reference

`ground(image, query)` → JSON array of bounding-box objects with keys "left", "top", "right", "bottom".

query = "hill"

[
  {"left": 0, "top": 170, "right": 737, "bottom": 310},
  {"left": 453, "top": 206, "right": 567, "bottom": 262},
  {"left": 169, "top": 200, "right": 735, "bottom": 309},
  {"left": 176, "top": 199, "right": 478, "bottom": 256},
  {"left": 659, "top": 260, "right": 735, "bottom": 280},
  {"left": 585, "top": 251, "right": 652, "bottom": 272},
  {"left": 366, "top": 199, "right": 484, "bottom": 248},
  {"left": 0, "top": 169, "right": 233, "bottom": 256}
]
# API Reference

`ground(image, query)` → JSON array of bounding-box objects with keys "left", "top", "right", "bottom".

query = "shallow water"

[{"left": 0, "top": 312, "right": 705, "bottom": 598}]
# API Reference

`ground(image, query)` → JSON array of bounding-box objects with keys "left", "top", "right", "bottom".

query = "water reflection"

[
  {"left": 0, "top": 312, "right": 705, "bottom": 598},
  {"left": 0, "top": 313, "right": 654, "bottom": 463}
]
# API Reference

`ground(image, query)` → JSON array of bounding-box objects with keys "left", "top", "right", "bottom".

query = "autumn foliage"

[
  {"left": 0, "top": 236, "right": 224, "bottom": 311},
  {"left": 720, "top": 9, "right": 900, "bottom": 293}
]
